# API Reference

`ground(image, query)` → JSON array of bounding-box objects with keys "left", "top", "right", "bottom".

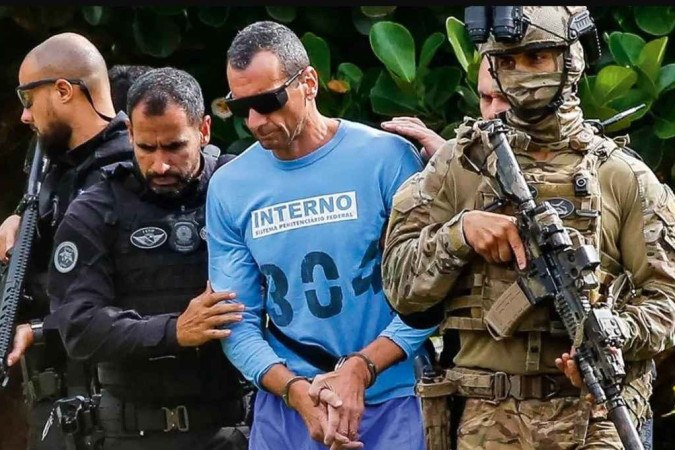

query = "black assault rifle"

[
  {"left": 0, "top": 140, "right": 48, "bottom": 387},
  {"left": 465, "top": 119, "right": 644, "bottom": 450}
]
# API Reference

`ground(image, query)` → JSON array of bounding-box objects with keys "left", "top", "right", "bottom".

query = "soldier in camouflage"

[{"left": 381, "top": 6, "right": 675, "bottom": 449}]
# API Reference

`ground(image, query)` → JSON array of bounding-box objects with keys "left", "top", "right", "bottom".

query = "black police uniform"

[
  {"left": 15, "top": 112, "right": 133, "bottom": 450},
  {"left": 47, "top": 153, "right": 248, "bottom": 450}
]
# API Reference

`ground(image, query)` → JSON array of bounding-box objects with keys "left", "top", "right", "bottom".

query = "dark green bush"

[{"left": 1, "top": 6, "right": 674, "bottom": 215}]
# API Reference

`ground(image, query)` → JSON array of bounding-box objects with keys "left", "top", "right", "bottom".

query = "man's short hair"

[
  {"left": 108, "top": 64, "right": 153, "bottom": 113},
  {"left": 126, "top": 67, "right": 204, "bottom": 125},
  {"left": 227, "top": 20, "right": 309, "bottom": 77}
]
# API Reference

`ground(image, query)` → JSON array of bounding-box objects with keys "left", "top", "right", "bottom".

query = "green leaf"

[
  {"left": 337, "top": 63, "right": 363, "bottom": 92},
  {"left": 638, "top": 37, "right": 668, "bottom": 83},
  {"left": 197, "top": 7, "right": 229, "bottom": 28},
  {"left": 455, "top": 85, "right": 479, "bottom": 115},
  {"left": 612, "top": 8, "right": 639, "bottom": 34},
  {"left": 82, "top": 6, "right": 104, "bottom": 25},
  {"left": 593, "top": 66, "right": 638, "bottom": 104},
  {"left": 418, "top": 32, "right": 445, "bottom": 75},
  {"left": 658, "top": 64, "right": 675, "bottom": 95},
  {"left": 445, "top": 16, "right": 477, "bottom": 73},
  {"left": 579, "top": 75, "right": 617, "bottom": 122},
  {"left": 361, "top": 6, "right": 396, "bottom": 18},
  {"left": 424, "top": 67, "right": 461, "bottom": 111},
  {"left": 466, "top": 60, "right": 480, "bottom": 85},
  {"left": 630, "top": 126, "right": 666, "bottom": 169},
  {"left": 369, "top": 21, "right": 416, "bottom": 83},
  {"left": 266, "top": 6, "right": 296, "bottom": 23},
  {"left": 606, "top": 89, "right": 652, "bottom": 114},
  {"left": 133, "top": 12, "right": 182, "bottom": 59},
  {"left": 301, "top": 32, "right": 331, "bottom": 88},
  {"left": 370, "top": 71, "right": 421, "bottom": 116},
  {"left": 579, "top": 75, "right": 598, "bottom": 109},
  {"left": 634, "top": 7, "right": 675, "bottom": 36},
  {"left": 352, "top": 7, "right": 376, "bottom": 36},
  {"left": 635, "top": 66, "right": 659, "bottom": 100},
  {"left": 608, "top": 32, "right": 645, "bottom": 66},
  {"left": 654, "top": 118, "right": 675, "bottom": 139}
]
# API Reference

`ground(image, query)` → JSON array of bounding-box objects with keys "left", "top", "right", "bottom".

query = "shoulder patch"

[
  {"left": 130, "top": 226, "right": 168, "bottom": 249},
  {"left": 54, "top": 241, "right": 79, "bottom": 273}
]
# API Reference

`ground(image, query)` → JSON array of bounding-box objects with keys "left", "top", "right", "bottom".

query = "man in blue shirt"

[{"left": 206, "top": 21, "right": 436, "bottom": 450}]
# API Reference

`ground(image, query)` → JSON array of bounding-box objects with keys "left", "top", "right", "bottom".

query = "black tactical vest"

[
  {"left": 22, "top": 113, "right": 133, "bottom": 324},
  {"left": 96, "top": 156, "right": 244, "bottom": 406}
]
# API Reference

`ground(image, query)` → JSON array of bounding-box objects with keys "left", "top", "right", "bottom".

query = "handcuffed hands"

[
  {"left": 307, "top": 357, "right": 371, "bottom": 449},
  {"left": 289, "top": 378, "right": 363, "bottom": 450}
]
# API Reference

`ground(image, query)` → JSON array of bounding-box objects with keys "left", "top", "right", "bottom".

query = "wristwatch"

[{"left": 29, "top": 319, "right": 44, "bottom": 344}]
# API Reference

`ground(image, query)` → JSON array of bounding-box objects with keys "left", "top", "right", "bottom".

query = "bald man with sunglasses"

[{"left": 0, "top": 32, "right": 132, "bottom": 449}]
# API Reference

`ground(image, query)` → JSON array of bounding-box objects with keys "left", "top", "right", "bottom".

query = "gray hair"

[{"left": 227, "top": 21, "right": 309, "bottom": 77}]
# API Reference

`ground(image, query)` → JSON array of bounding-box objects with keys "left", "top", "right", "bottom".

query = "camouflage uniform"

[{"left": 382, "top": 6, "right": 675, "bottom": 450}]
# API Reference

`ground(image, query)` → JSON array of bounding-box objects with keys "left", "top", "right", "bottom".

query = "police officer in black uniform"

[
  {"left": 47, "top": 67, "right": 248, "bottom": 450},
  {"left": 0, "top": 32, "right": 134, "bottom": 449}
]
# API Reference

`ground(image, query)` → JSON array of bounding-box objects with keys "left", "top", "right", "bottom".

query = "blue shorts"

[{"left": 249, "top": 391, "right": 425, "bottom": 450}]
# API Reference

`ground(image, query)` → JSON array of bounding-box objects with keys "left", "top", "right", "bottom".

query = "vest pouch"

[{"left": 483, "top": 280, "right": 533, "bottom": 340}]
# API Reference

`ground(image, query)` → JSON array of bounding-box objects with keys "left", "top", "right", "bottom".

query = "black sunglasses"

[
  {"left": 16, "top": 78, "right": 84, "bottom": 109},
  {"left": 224, "top": 68, "right": 305, "bottom": 118},
  {"left": 16, "top": 78, "right": 113, "bottom": 121}
]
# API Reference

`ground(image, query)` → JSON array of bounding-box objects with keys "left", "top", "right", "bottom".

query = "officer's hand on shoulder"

[
  {"left": 461, "top": 210, "right": 527, "bottom": 270},
  {"left": 0, "top": 214, "right": 21, "bottom": 264},
  {"left": 380, "top": 116, "right": 445, "bottom": 161},
  {"left": 176, "top": 281, "right": 245, "bottom": 347}
]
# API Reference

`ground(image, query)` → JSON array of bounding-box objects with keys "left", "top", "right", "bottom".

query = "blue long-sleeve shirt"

[{"left": 206, "top": 119, "right": 436, "bottom": 404}]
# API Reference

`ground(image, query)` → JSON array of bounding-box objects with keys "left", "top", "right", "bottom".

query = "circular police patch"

[
  {"left": 199, "top": 227, "right": 207, "bottom": 241},
  {"left": 548, "top": 198, "right": 576, "bottom": 218},
  {"left": 170, "top": 221, "right": 199, "bottom": 253},
  {"left": 130, "top": 226, "right": 168, "bottom": 249},
  {"left": 54, "top": 241, "right": 78, "bottom": 273}
]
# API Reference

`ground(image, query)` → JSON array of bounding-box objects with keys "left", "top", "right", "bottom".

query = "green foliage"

[
  {"left": 369, "top": 21, "right": 416, "bottom": 83},
  {"left": 634, "top": 7, "right": 675, "bottom": 36},
  {"left": 1, "top": 5, "right": 675, "bottom": 193}
]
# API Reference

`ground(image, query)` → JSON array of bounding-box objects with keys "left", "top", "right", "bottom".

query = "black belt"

[{"left": 120, "top": 399, "right": 244, "bottom": 433}]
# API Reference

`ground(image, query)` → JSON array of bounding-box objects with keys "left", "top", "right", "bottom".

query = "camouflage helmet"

[
  {"left": 480, "top": 7, "right": 587, "bottom": 52},
  {"left": 470, "top": 6, "right": 600, "bottom": 124},
  {"left": 477, "top": 6, "right": 600, "bottom": 76}
]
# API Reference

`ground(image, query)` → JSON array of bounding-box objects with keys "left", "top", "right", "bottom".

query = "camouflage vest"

[{"left": 442, "top": 135, "right": 622, "bottom": 373}]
